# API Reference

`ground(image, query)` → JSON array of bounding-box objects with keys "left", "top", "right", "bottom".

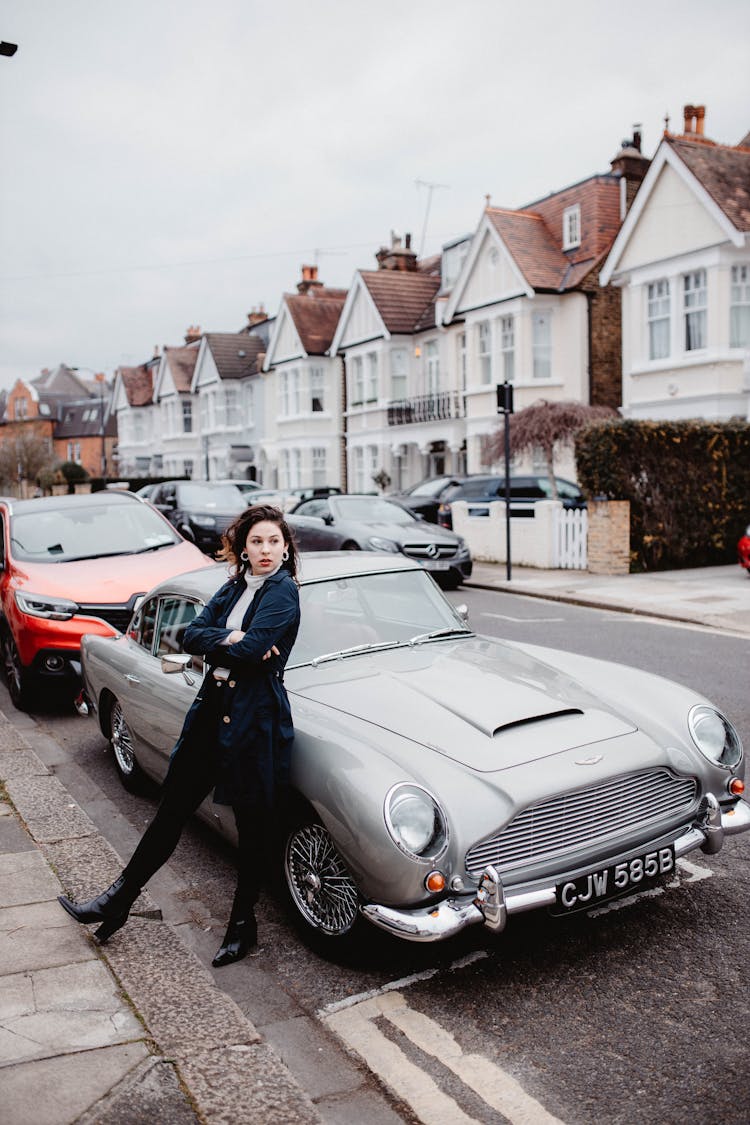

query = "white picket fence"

[{"left": 552, "top": 506, "right": 588, "bottom": 569}]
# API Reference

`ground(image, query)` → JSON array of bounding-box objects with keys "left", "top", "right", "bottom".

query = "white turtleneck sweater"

[{"left": 222, "top": 563, "right": 282, "bottom": 636}]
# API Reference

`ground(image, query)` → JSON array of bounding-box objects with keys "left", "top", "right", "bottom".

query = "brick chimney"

[
  {"left": 610, "top": 125, "right": 651, "bottom": 217},
  {"left": 376, "top": 231, "right": 418, "bottom": 272},
  {"left": 683, "top": 104, "right": 706, "bottom": 136},
  {"left": 184, "top": 325, "right": 202, "bottom": 344},
  {"left": 297, "top": 264, "right": 323, "bottom": 295},
  {"left": 247, "top": 305, "right": 267, "bottom": 326}
]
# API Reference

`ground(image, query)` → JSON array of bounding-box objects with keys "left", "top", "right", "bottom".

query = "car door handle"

[{"left": 125, "top": 673, "right": 141, "bottom": 683}]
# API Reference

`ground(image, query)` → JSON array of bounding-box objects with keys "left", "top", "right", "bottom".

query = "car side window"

[
  {"left": 155, "top": 596, "right": 203, "bottom": 672},
  {"left": 130, "top": 596, "right": 158, "bottom": 652},
  {"left": 299, "top": 499, "right": 328, "bottom": 518}
]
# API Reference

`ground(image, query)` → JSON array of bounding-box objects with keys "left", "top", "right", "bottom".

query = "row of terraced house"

[{"left": 4, "top": 105, "right": 749, "bottom": 493}]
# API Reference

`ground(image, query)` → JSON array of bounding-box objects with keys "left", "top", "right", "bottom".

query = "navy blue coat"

[{"left": 174, "top": 567, "right": 301, "bottom": 808}]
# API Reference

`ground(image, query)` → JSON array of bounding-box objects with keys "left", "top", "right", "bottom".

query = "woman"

[{"left": 58, "top": 505, "right": 301, "bottom": 968}]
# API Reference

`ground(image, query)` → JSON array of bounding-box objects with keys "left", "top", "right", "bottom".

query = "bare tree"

[
  {"left": 0, "top": 430, "right": 57, "bottom": 494},
  {"left": 490, "top": 399, "right": 618, "bottom": 498}
]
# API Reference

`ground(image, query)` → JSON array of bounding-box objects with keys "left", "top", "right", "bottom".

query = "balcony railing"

[{"left": 387, "top": 392, "right": 465, "bottom": 426}]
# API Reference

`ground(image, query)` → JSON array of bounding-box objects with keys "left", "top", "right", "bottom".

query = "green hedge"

[{"left": 575, "top": 419, "right": 750, "bottom": 571}]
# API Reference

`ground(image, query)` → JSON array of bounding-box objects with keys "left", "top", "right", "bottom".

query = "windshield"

[
  {"left": 290, "top": 569, "right": 470, "bottom": 666},
  {"left": 10, "top": 502, "right": 180, "bottom": 563},
  {"left": 334, "top": 497, "right": 415, "bottom": 524},
  {"left": 177, "top": 483, "right": 246, "bottom": 510}
]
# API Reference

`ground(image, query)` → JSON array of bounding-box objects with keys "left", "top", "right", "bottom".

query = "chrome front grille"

[
  {"left": 465, "top": 769, "right": 699, "bottom": 877},
  {"left": 402, "top": 542, "right": 457, "bottom": 560}
]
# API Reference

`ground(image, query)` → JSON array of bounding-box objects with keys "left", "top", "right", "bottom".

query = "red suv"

[{"left": 0, "top": 492, "right": 211, "bottom": 710}]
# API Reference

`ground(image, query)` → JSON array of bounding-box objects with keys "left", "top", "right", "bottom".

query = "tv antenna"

[{"left": 415, "top": 179, "right": 449, "bottom": 257}]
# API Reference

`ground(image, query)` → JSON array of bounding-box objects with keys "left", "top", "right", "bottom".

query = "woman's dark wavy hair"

[{"left": 219, "top": 505, "right": 300, "bottom": 582}]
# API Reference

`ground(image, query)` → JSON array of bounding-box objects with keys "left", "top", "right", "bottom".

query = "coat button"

[
  {"left": 223, "top": 715, "right": 231, "bottom": 724},
  {"left": 228, "top": 680, "right": 236, "bottom": 688}
]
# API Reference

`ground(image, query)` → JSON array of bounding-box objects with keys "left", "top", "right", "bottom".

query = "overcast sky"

[{"left": 1, "top": 0, "right": 749, "bottom": 390}]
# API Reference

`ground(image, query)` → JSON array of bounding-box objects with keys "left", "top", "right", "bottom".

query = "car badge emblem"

[
  {"left": 425, "top": 543, "right": 439, "bottom": 558},
  {"left": 575, "top": 754, "right": 604, "bottom": 765}
]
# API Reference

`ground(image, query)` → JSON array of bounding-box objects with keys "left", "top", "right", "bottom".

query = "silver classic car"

[{"left": 77, "top": 554, "right": 749, "bottom": 950}]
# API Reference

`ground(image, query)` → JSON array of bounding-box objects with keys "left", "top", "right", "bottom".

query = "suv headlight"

[
  {"left": 385, "top": 783, "right": 448, "bottom": 858},
  {"left": 15, "top": 591, "right": 79, "bottom": 620},
  {"left": 368, "top": 536, "right": 400, "bottom": 553},
  {"left": 688, "top": 705, "right": 743, "bottom": 769},
  {"left": 190, "top": 514, "right": 217, "bottom": 528}
]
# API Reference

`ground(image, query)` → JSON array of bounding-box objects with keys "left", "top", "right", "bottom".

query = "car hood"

[
  {"left": 10, "top": 541, "right": 210, "bottom": 602},
  {"left": 341, "top": 519, "right": 459, "bottom": 544},
  {"left": 287, "top": 636, "right": 637, "bottom": 773}
]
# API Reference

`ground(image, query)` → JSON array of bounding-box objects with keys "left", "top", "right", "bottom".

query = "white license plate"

[
  {"left": 421, "top": 559, "right": 450, "bottom": 570},
  {"left": 554, "top": 845, "right": 676, "bottom": 912}
]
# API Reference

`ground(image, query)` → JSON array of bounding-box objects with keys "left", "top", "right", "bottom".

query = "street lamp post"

[{"left": 496, "top": 381, "right": 515, "bottom": 582}]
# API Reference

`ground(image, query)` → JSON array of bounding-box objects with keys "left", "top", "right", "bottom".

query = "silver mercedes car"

[{"left": 77, "top": 553, "right": 749, "bottom": 951}]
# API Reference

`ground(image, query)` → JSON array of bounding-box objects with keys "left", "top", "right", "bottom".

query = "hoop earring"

[
  {"left": 282, "top": 549, "right": 289, "bottom": 562},
  {"left": 240, "top": 550, "right": 249, "bottom": 562}
]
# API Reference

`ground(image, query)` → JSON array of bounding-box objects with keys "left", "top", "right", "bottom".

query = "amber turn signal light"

[
  {"left": 728, "top": 778, "right": 745, "bottom": 796},
  {"left": 425, "top": 871, "right": 446, "bottom": 893}
]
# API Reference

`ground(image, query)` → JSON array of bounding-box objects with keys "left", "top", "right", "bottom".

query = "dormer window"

[{"left": 563, "top": 205, "right": 581, "bottom": 250}]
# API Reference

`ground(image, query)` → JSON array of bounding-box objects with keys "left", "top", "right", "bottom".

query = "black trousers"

[{"left": 122, "top": 735, "right": 268, "bottom": 914}]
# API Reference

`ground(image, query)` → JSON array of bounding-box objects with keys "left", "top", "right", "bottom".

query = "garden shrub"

[{"left": 575, "top": 419, "right": 750, "bottom": 571}]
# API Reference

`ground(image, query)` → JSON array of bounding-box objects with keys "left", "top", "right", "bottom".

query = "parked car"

[
  {"left": 0, "top": 492, "right": 211, "bottom": 710},
  {"left": 77, "top": 553, "right": 749, "bottom": 953},
  {"left": 149, "top": 481, "right": 248, "bottom": 555},
  {"left": 389, "top": 475, "right": 468, "bottom": 523},
  {"left": 738, "top": 523, "right": 750, "bottom": 574},
  {"left": 436, "top": 475, "right": 587, "bottom": 529},
  {"left": 288, "top": 494, "right": 472, "bottom": 587},
  {"left": 221, "top": 479, "right": 262, "bottom": 499},
  {"left": 286, "top": 485, "right": 343, "bottom": 508}
]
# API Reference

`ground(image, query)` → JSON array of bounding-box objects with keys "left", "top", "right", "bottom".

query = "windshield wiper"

[
  {"left": 310, "top": 641, "right": 400, "bottom": 667},
  {"left": 133, "top": 541, "right": 174, "bottom": 554},
  {"left": 55, "top": 550, "right": 134, "bottom": 562},
  {"left": 407, "top": 627, "right": 472, "bottom": 646}
]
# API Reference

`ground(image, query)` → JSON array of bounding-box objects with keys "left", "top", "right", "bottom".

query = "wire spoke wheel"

[
  {"left": 284, "top": 821, "right": 359, "bottom": 936},
  {"left": 110, "top": 699, "right": 138, "bottom": 782}
]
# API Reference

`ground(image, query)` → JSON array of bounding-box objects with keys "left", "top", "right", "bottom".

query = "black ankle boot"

[
  {"left": 58, "top": 874, "right": 140, "bottom": 944},
  {"left": 212, "top": 910, "right": 257, "bottom": 968}
]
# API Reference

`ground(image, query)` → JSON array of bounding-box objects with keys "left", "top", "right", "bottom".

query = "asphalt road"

[{"left": 13, "top": 590, "right": 750, "bottom": 1125}]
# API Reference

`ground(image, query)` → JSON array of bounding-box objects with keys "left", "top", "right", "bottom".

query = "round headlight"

[
  {"left": 385, "top": 783, "right": 447, "bottom": 858},
  {"left": 688, "top": 705, "right": 743, "bottom": 768}
]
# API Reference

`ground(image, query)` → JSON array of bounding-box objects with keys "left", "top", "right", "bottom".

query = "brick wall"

[
  {"left": 587, "top": 498, "right": 630, "bottom": 574},
  {"left": 580, "top": 267, "right": 622, "bottom": 411}
]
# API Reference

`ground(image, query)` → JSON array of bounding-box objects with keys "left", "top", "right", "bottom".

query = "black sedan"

[
  {"left": 288, "top": 494, "right": 472, "bottom": 588},
  {"left": 148, "top": 480, "right": 246, "bottom": 555}
]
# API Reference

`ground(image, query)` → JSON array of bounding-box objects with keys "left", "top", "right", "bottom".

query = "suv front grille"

[
  {"left": 465, "top": 768, "right": 699, "bottom": 877},
  {"left": 78, "top": 601, "right": 139, "bottom": 633}
]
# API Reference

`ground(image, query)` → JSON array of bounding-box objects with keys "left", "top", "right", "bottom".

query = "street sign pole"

[{"left": 496, "top": 382, "right": 514, "bottom": 581}]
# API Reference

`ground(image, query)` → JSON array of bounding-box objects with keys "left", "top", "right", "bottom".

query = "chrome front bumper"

[{"left": 361, "top": 798, "right": 750, "bottom": 943}]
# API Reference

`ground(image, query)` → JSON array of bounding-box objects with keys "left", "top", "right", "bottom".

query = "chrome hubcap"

[
  {"left": 111, "top": 702, "right": 135, "bottom": 775},
  {"left": 285, "top": 823, "right": 359, "bottom": 935}
]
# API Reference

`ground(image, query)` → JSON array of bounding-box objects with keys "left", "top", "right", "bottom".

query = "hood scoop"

[{"left": 493, "top": 708, "right": 583, "bottom": 737}]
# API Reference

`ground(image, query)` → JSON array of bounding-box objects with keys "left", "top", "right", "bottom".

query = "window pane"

[{"left": 532, "top": 312, "right": 551, "bottom": 378}]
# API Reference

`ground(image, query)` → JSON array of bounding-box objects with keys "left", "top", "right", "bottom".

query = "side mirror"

[{"left": 161, "top": 653, "right": 192, "bottom": 674}]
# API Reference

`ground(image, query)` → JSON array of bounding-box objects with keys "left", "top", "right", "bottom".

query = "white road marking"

[
  {"left": 588, "top": 857, "right": 713, "bottom": 917},
  {"left": 319, "top": 950, "right": 488, "bottom": 1017},
  {"left": 323, "top": 990, "right": 565, "bottom": 1125}
]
